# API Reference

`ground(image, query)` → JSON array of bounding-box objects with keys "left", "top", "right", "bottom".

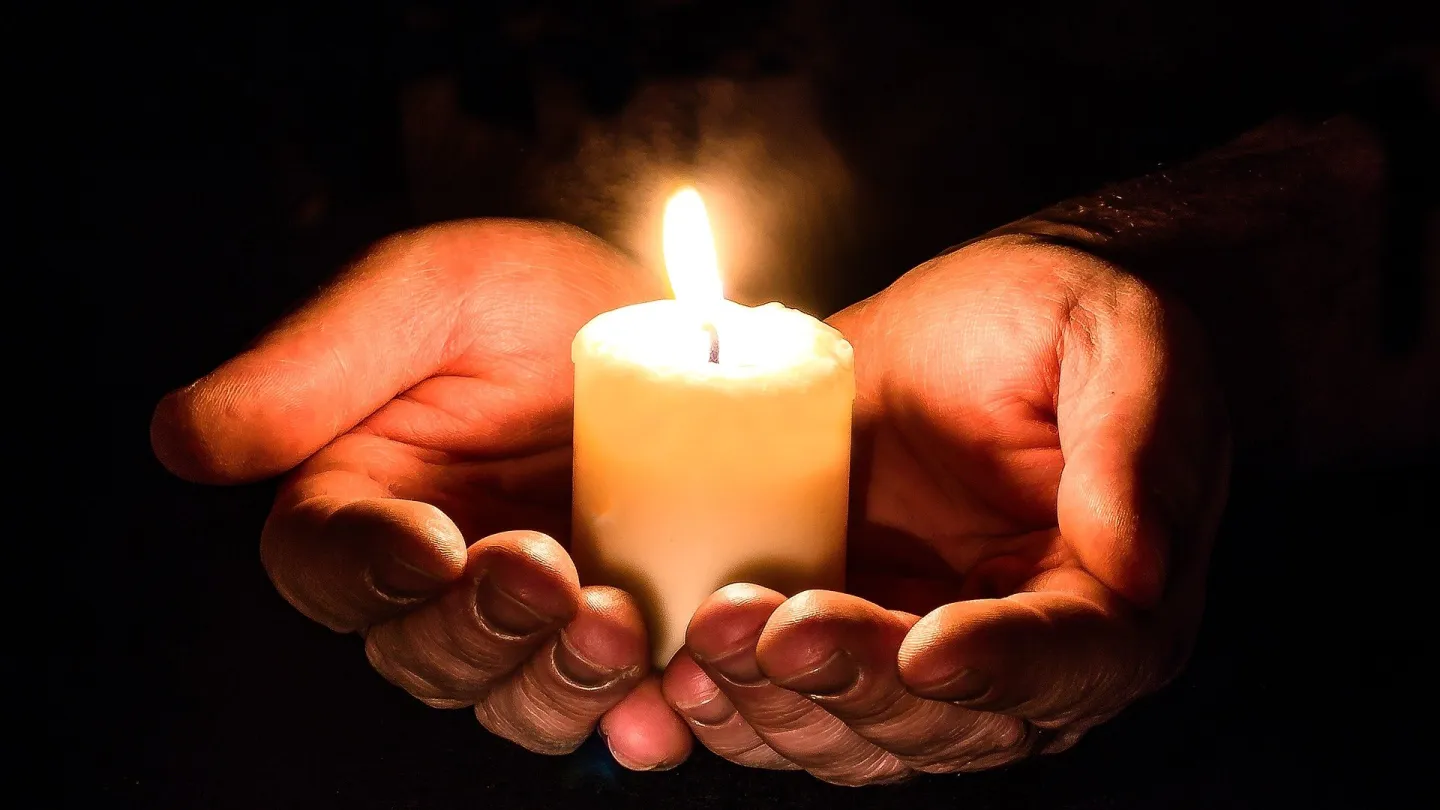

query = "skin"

[{"left": 151, "top": 220, "right": 1229, "bottom": 782}]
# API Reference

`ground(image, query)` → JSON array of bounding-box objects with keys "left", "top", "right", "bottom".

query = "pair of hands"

[{"left": 151, "top": 221, "right": 1229, "bottom": 784}]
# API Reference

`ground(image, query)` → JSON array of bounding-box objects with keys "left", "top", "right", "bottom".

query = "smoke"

[{"left": 401, "top": 72, "right": 857, "bottom": 317}]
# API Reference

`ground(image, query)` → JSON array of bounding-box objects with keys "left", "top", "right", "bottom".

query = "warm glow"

[{"left": 662, "top": 187, "right": 724, "bottom": 304}]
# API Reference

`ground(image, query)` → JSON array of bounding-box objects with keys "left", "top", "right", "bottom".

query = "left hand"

[{"left": 660, "top": 235, "right": 1230, "bottom": 784}]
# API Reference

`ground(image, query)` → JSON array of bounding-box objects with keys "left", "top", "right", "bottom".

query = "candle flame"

[{"left": 662, "top": 187, "right": 723, "bottom": 304}]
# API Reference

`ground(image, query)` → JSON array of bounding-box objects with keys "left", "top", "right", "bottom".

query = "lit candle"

[{"left": 571, "top": 188, "right": 855, "bottom": 667}]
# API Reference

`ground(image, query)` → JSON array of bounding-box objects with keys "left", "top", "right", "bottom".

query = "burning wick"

[{"left": 703, "top": 323, "right": 720, "bottom": 364}]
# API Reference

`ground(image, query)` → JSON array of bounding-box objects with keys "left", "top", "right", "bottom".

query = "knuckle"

[
  {"left": 364, "top": 634, "right": 454, "bottom": 703},
  {"left": 988, "top": 714, "right": 1031, "bottom": 752},
  {"left": 259, "top": 557, "right": 361, "bottom": 635},
  {"left": 912, "top": 756, "right": 972, "bottom": 775},
  {"left": 259, "top": 501, "right": 381, "bottom": 634},
  {"left": 707, "top": 735, "right": 784, "bottom": 769},
  {"left": 739, "top": 697, "right": 815, "bottom": 730},
  {"left": 835, "top": 686, "right": 910, "bottom": 733},
  {"left": 814, "top": 756, "right": 911, "bottom": 787},
  {"left": 474, "top": 695, "right": 587, "bottom": 756},
  {"left": 366, "top": 607, "right": 513, "bottom": 701},
  {"left": 901, "top": 712, "right": 1031, "bottom": 773},
  {"left": 957, "top": 711, "right": 1028, "bottom": 752}
]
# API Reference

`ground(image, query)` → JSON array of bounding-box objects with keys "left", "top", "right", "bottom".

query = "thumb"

[
  {"left": 151, "top": 220, "right": 649, "bottom": 484},
  {"left": 151, "top": 230, "right": 458, "bottom": 484},
  {"left": 1054, "top": 279, "right": 1223, "bottom": 607}
]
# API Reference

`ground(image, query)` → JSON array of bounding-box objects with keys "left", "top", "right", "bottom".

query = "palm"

[
  {"left": 830, "top": 252, "right": 1091, "bottom": 614},
  {"left": 330, "top": 377, "right": 574, "bottom": 545},
  {"left": 327, "top": 244, "right": 1077, "bottom": 618},
  {"left": 155, "top": 225, "right": 1228, "bottom": 774},
  {"left": 288, "top": 232, "right": 1207, "bottom": 629},
  {"left": 302, "top": 240, "right": 660, "bottom": 547}
]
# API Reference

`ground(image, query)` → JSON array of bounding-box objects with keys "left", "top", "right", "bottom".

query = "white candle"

[{"left": 570, "top": 188, "right": 855, "bottom": 667}]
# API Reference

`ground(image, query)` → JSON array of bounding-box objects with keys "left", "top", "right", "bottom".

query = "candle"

[{"left": 570, "top": 188, "right": 855, "bottom": 667}]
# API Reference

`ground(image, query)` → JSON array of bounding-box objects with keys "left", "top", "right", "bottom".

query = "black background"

[{"left": 83, "top": 2, "right": 1432, "bottom": 807}]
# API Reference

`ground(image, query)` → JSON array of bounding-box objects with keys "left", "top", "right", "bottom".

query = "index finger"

[
  {"left": 898, "top": 568, "right": 1173, "bottom": 726},
  {"left": 259, "top": 453, "right": 469, "bottom": 632}
]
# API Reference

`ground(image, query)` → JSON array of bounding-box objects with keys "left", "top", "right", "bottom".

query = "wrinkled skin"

[{"left": 152, "top": 221, "right": 1229, "bottom": 782}]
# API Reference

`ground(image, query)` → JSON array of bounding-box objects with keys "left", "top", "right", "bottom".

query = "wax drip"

[{"left": 702, "top": 323, "right": 720, "bottom": 364}]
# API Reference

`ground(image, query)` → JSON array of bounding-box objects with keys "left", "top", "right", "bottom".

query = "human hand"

[
  {"left": 661, "top": 235, "right": 1231, "bottom": 783},
  {"left": 151, "top": 221, "right": 692, "bottom": 769}
]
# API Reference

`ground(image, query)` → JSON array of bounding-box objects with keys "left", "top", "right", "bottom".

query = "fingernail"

[
  {"left": 372, "top": 551, "right": 452, "bottom": 598},
  {"left": 676, "top": 691, "right": 735, "bottom": 726},
  {"left": 771, "top": 651, "right": 858, "bottom": 697},
  {"left": 934, "top": 667, "right": 991, "bottom": 702},
  {"left": 475, "top": 574, "right": 558, "bottom": 637},
  {"left": 553, "top": 631, "right": 630, "bottom": 688},
  {"left": 606, "top": 737, "right": 661, "bottom": 772},
  {"left": 701, "top": 644, "right": 766, "bottom": 686}
]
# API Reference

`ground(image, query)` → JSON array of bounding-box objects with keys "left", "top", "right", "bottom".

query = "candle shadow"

[{"left": 717, "top": 558, "right": 841, "bottom": 600}]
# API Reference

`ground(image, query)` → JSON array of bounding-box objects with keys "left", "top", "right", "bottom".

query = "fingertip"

[
  {"left": 755, "top": 590, "right": 864, "bottom": 665},
  {"left": 150, "top": 385, "right": 228, "bottom": 484},
  {"left": 336, "top": 499, "right": 467, "bottom": 595},
  {"left": 150, "top": 367, "right": 318, "bottom": 485},
  {"left": 473, "top": 531, "right": 583, "bottom": 625},
  {"left": 897, "top": 600, "right": 1013, "bottom": 702},
  {"left": 902, "top": 587, "right": 1153, "bottom": 720},
  {"left": 660, "top": 649, "right": 716, "bottom": 709},
  {"left": 762, "top": 589, "right": 881, "bottom": 634},
  {"left": 566, "top": 586, "right": 650, "bottom": 673},
  {"left": 600, "top": 678, "right": 693, "bottom": 771},
  {"left": 483, "top": 529, "right": 581, "bottom": 587},
  {"left": 686, "top": 584, "right": 785, "bottom": 661},
  {"left": 756, "top": 592, "right": 906, "bottom": 692}
]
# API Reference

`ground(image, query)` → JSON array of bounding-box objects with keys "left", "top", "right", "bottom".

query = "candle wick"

[{"left": 703, "top": 323, "right": 720, "bottom": 364}]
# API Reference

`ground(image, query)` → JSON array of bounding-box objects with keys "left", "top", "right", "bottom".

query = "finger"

[
  {"left": 686, "top": 584, "right": 910, "bottom": 786},
  {"left": 662, "top": 649, "right": 796, "bottom": 771},
  {"left": 757, "top": 591, "right": 1030, "bottom": 773},
  {"left": 150, "top": 233, "right": 457, "bottom": 484},
  {"left": 365, "top": 531, "right": 579, "bottom": 706},
  {"left": 600, "top": 677, "right": 695, "bottom": 771},
  {"left": 475, "top": 586, "right": 649, "bottom": 755},
  {"left": 260, "top": 472, "right": 467, "bottom": 632},
  {"left": 1056, "top": 276, "right": 1226, "bottom": 606},
  {"left": 150, "top": 222, "right": 650, "bottom": 484},
  {"left": 899, "top": 568, "right": 1157, "bottom": 726}
]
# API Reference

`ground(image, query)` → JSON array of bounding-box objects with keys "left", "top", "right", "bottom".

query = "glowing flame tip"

[{"left": 662, "top": 187, "right": 723, "bottom": 304}]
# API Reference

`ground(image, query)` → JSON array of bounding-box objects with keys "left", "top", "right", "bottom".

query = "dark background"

[{"left": 83, "top": 1, "right": 1432, "bottom": 807}]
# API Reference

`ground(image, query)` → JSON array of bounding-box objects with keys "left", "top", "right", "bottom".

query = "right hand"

[{"left": 150, "top": 220, "right": 692, "bottom": 770}]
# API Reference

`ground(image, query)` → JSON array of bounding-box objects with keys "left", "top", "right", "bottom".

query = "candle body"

[{"left": 571, "top": 299, "right": 854, "bottom": 667}]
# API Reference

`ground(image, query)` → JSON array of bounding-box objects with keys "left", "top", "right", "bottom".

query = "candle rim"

[{"left": 573, "top": 298, "right": 854, "bottom": 384}]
